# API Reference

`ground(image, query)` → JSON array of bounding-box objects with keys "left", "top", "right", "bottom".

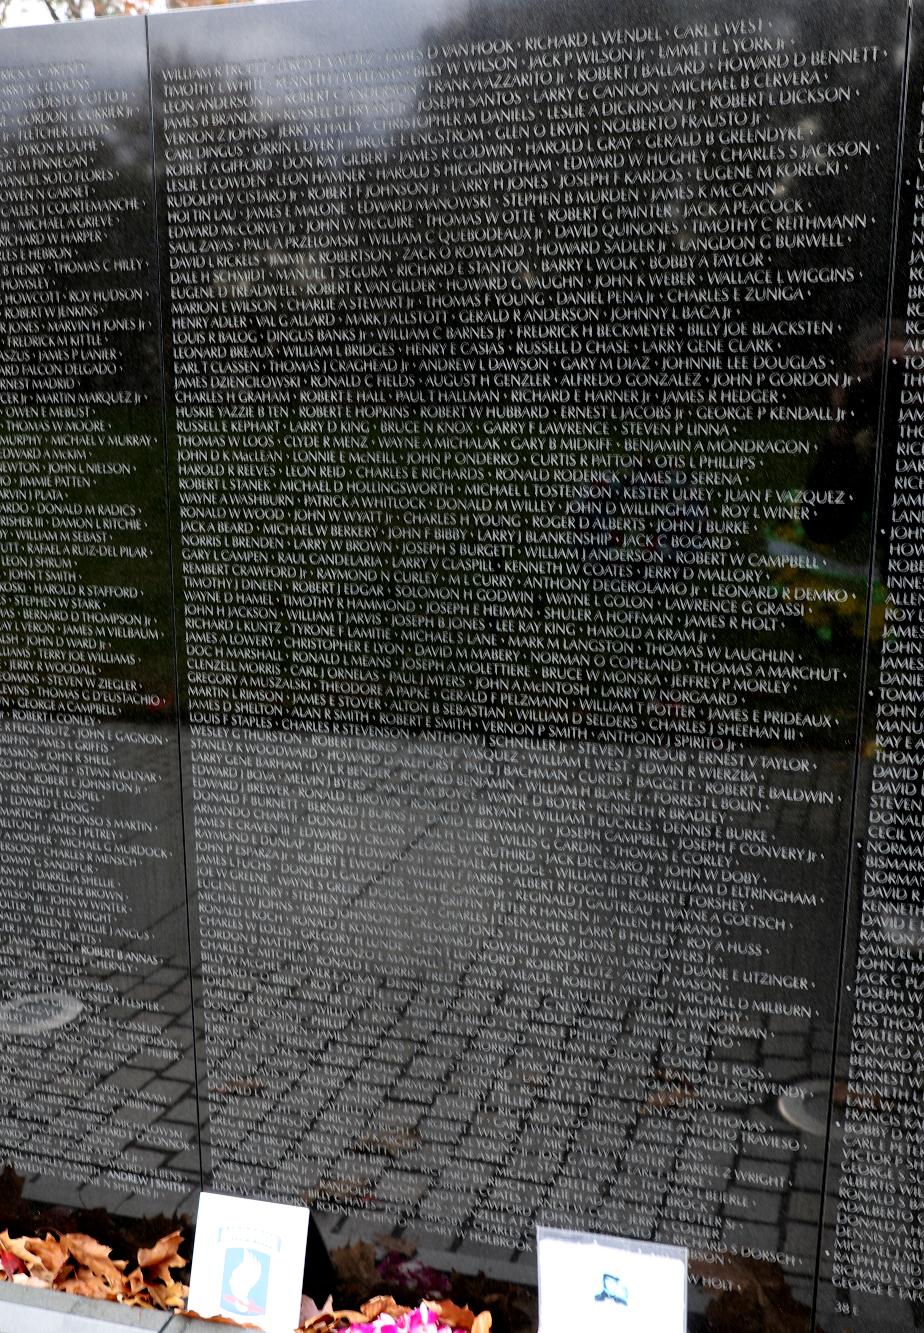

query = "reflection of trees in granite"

[
  {"left": 0, "top": 53, "right": 174, "bottom": 718},
  {"left": 6, "top": 0, "right": 252, "bottom": 23},
  {"left": 694, "top": 1253, "right": 817, "bottom": 1332},
  {"left": 0, "top": 36, "right": 196, "bottom": 1215},
  {"left": 163, "top": 0, "right": 897, "bottom": 750}
]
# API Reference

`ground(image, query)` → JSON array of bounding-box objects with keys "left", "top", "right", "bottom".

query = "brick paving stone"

[
  {"left": 787, "top": 1189, "right": 822, "bottom": 1222},
  {"left": 103, "top": 1067, "right": 156, "bottom": 1092},
  {"left": 794, "top": 1160, "right": 825, "bottom": 1189}
]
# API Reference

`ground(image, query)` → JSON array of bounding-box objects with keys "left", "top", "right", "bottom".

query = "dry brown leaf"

[
  {"left": 137, "top": 1228, "right": 187, "bottom": 1296},
  {"left": 1, "top": 1234, "right": 71, "bottom": 1290},
  {"left": 0, "top": 1232, "right": 39, "bottom": 1270},
  {"left": 184, "top": 1309, "right": 262, "bottom": 1327},
  {"left": 360, "top": 1295, "right": 410, "bottom": 1319},
  {"left": 24, "top": 1235, "right": 70, "bottom": 1285},
  {"left": 166, "top": 1278, "right": 188, "bottom": 1306},
  {"left": 299, "top": 1318, "right": 338, "bottom": 1333},
  {"left": 144, "top": 1277, "right": 188, "bottom": 1311},
  {"left": 63, "top": 1233, "right": 127, "bottom": 1292},
  {"left": 60, "top": 1273, "right": 117, "bottom": 1301},
  {"left": 126, "top": 1268, "right": 148, "bottom": 1296},
  {"left": 295, "top": 1311, "right": 367, "bottom": 1328},
  {"left": 137, "top": 1229, "right": 184, "bottom": 1272},
  {"left": 1, "top": 1224, "right": 191, "bottom": 1315},
  {"left": 432, "top": 1300, "right": 477, "bottom": 1330}
]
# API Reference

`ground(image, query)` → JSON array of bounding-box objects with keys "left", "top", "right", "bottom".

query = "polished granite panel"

[
  {"left": 0, "top": 3, "right": 921, "bottom": 1328},
  {"left": 815, "top": 2, "right": 924, "bottom": 1330},
  {"left": 0, "top": 18, "right": 198, "bottom": 1216},
  {"left": 146, "top": 2, "right": 906, "bottom": 1326}
]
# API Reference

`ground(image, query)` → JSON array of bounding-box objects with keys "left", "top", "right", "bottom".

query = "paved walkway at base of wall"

[{"left": 0, "top": 1283, "right": 201, "bottom": 1332}]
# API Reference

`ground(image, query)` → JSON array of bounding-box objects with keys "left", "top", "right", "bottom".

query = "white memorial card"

[
  {"left": 537, "top": 1226, "right": 687, "bottom": 1333},
  {"left": 187, "top": 1192, "right": 310, "bottom": 1333}
]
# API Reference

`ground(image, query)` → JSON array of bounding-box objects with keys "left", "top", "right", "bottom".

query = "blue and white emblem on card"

[
  {"left": 538, "top": 1226, "right": 686, "bottom": 1332},
  {"left": 595, "top": 1273, "right": 629, "bottom": 1306},
  {"left": 220, "top": 1245, "right": 272, "bottom": 1317},
  {"left": 188, "top": 1191, "right": 310, "bottom": 1333}
]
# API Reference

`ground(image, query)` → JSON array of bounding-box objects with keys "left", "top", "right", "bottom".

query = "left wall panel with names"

[{"left": 0, "top": 18, "right": 198, "bottom": 1215}]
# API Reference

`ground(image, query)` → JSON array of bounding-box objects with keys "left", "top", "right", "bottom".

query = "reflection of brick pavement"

[
  {"left": 307, "top": 987, "right": 833, "bottom": 1308},
  {"left": 19, "top": 913, "right": 200, "bottom": 1220},
  {"left": 187, "top": 729, "right": 856, "bottom": 1311},
  {"left": 1, "top": 721, "right": 871, "bottom": 1325},
  {"left": 0, "top": 716, "right": 201, "bottom": 1221}
]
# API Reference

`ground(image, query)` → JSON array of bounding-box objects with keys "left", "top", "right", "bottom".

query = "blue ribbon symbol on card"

[
  {"left": 220, "top": 1246, "right": 271, "bottom": 1317},
  {"left": 595, "top": 1273, "right": 629, "bottom": 1307}
]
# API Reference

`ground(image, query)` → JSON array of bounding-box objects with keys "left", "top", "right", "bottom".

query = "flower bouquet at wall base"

[
  {"left": 0, "top": 1167, "right": 501, "bottom": 1333},
  {"left": 297, "top": 1294, "right": 490, "bottom": 1333}
]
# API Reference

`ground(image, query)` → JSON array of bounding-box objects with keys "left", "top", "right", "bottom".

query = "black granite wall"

[{"left": 3, "top": 2, "right": 924, "bottom": 1328}]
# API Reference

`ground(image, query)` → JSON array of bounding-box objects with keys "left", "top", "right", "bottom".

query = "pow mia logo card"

[
  {"left": 188, "top": 1191, "right": 310, "bottom": 1333},
  {"left": 537, "top": 1226, "right": 687, "bottom": 1333}
]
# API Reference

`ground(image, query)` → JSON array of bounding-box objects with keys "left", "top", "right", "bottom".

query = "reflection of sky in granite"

[
  {"left": 149, "top": 0, "right": 469, "bottom": 72},
  {"left": 0, "top": 13, "right": 198, "bottom": 1219}
]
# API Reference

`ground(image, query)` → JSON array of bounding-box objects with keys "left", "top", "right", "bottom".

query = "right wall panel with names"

[{"left": 819, "top": 4, "right": 924, "bottom": 1330}]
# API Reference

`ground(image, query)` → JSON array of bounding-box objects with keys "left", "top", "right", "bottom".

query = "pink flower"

[{"left": 349, "top": 1304, "right": 454, "bottom": 1333}]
